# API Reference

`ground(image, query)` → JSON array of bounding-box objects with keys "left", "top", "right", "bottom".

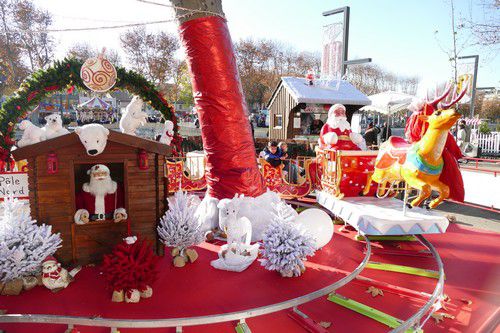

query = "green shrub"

[{"left": 479, "top": 121, "right": 491, "bottom": 134}]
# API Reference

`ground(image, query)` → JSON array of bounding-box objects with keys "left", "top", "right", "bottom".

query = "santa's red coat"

[
  {"left": 319, "top": 124, "right": 360, "bottom": 151},
  {"left": 76, "top": 185, "right": 125, "bottom": 215}
]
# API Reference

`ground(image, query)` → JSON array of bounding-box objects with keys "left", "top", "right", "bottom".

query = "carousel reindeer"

[{"left": 363, "top": 85, "right": 467, "bottom": 209}]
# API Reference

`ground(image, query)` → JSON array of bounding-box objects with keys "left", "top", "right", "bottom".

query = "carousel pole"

[{"left": 170, "top": 0, "right": 265, "bottom": 200}]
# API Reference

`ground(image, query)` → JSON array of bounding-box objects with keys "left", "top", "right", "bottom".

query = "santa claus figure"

[
  {"left": 41, "top": 256, "right": 72, "bottom": 291},
  {"left": 74, "top": 164, "right": 127, "bottom": 224},
  {"left": 318, "top": 104, "right": 365, "bottom": 150}
]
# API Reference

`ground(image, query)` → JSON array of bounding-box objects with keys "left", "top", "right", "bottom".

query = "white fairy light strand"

[
  {"left": 8, "top": 11, "right": 193, "bottom": 34},
  {"left": 136, "top": 0, "right": 225, "bottom": 19}
]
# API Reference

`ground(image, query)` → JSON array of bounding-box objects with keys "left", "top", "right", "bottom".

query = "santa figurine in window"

[
  {"left": 74, "top": 164, "right": 127, "bottom": 224},
  {"left": 318, "top": 104, "right": 365, "bottom": 150}
]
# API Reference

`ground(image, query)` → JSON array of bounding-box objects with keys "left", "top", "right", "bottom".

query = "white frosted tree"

[
  {"left": 157, "top": 191, "right": 204, "bottom": 251},
  {"left": 0, "top": 197, "right": 62, "bottom": 282},
  {"left": 260, "top": 204, "right": 315, "bottom": 277}
]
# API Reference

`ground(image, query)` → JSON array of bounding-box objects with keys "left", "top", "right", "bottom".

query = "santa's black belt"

[{"left": 90, "top": 213, "right": 113, "bottom": 221}]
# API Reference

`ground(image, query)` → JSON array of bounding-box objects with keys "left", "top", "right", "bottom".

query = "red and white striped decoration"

[{"left": 464, "top": 117, "right": 480, "bottom": 127}]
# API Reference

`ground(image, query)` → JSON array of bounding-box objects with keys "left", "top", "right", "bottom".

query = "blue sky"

[{"left": 40, "top": 0, "right": 498, "bottom": 88}]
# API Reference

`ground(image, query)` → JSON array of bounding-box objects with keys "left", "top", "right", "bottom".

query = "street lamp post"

[
  {"left": 457, "top": 55, "right": 479, "bottom": 118},
  {"left": 323, "top": 6, "right": 372, "bottom": 77}
]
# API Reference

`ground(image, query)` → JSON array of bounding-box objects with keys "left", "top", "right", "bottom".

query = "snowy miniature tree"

[
  {"left": 0, "top": 197, "right": 62, "bottom": 283},
  {"left": 157, "top": 191, "right": 205, "bottom": 267},
  {"left": 259, "top": 203, "right": 315, "bottom": 277}
]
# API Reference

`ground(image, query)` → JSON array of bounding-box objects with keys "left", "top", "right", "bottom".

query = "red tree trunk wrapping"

[{"left": 178, "top": 16, "right": 265, "bottom": 199}]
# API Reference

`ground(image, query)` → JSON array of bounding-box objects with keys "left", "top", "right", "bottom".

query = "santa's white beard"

[
  {"left": 88, "top": 177, "right": 115, "bottom": 196},
  {"left": 328, "top": 116, "right": 351, "bottom": 132},
  {"left": 85, "top": 176, "right": 117, "bottom": 216}
]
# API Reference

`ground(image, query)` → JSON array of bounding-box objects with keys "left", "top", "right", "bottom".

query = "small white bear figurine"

[
  {"left": 41, "top": 256, "right": 74, "bottom": 292},
  {"left": 43, "top": 114, "right": 69, "bottom": 140},
  {"left": 75, "top": 124, "right": 110, "bottom": 156},
  {"left": 211, "top": 194, "right": 259, "bottom": 272},
  {"left": 218, "top": 194, "right": 253, "bottom": 252},
  {"left": 119, "top": 96, "right": 148, "bottom": 135},
  {"left": 17, "top": 120, "right": 46, "bottom": 147},
  {"left": 159, "top": 120, "right": 174, "bottom": 146}
]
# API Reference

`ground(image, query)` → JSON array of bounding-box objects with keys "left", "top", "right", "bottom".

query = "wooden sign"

[{"left": 0, "top": 172, "right": 29, "bottom": 200}]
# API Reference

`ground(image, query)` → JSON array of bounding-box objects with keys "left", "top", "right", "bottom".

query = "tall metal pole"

[{"left": 342, "top": 7, "right": 350, "bottom": 77}]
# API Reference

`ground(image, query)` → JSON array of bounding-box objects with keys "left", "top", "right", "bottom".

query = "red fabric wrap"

[{"left": 178, "top": 16, "right": 265, "bottom": 200}]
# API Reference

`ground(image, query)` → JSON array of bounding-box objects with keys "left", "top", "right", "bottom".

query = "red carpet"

[{"left": 1, "top": 224, "right": 499, "bottom": 333}]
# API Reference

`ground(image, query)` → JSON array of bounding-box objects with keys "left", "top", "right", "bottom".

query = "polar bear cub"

[
  {"left": 17, "top": 120, "right": 46, "bottom": 147},
  {"left": 44, "top": 114, "right": 69, "bottom": 139},
  {"left": 159, "top": 120, "right": 174, "bottom": 145},
  {"left": 119, "top": 96, "right": 148, "bottom": 135},
  {"left": 75, "top": 124, "right": 110, "bottom": 156}
]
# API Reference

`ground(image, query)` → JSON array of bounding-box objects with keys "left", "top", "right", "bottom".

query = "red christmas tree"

[{"left": 101, "top": 238, "right": 160, "bottom": 293}]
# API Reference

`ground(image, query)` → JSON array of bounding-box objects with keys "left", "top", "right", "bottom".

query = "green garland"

[{"left": 0, "top": 57, "right": 180, "bottom": 160}]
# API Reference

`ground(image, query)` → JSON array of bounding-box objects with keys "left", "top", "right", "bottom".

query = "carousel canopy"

[
  {"left": 277, "top": 77, "right": 371, "bottom": 106},
  {"left": 360, "top": 91, "right": 416, "bottom": 115},
  {"left": 77, "top": 97, "right": 112, "bottom": 110}
]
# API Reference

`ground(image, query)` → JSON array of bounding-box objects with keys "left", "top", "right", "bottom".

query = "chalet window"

[
  {"left": 274, "top": 114, "right": 283, "bottom": 128},
  {"left": 73, "top": 162, "right": 126, "bottom": 223},
  {"left": 293, "top": 112, "right": 301, "bottom": 129}
]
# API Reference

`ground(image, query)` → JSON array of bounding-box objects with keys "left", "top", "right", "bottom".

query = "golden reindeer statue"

[{"left": 363, "top": 107, "right": 462, "bottom": 209}]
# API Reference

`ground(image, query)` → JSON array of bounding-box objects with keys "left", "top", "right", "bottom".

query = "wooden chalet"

[
  {"left": 12, "top": 131, "right": 171, "bottom": 265},
  {"left": 267, "top": 77, "right": 371, "bottom": 141}
]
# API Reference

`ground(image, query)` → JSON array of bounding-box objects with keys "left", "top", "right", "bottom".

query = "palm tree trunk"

[{"left": 171, "top": 0, "right": 265, "bottom": 199}]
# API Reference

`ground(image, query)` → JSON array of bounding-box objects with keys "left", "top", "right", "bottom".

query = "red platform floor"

[{"left": 0, "top": 223, "right": 499, "bottom": 333}]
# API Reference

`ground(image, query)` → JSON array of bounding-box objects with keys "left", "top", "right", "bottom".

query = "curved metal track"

[{"left": 391, "top": 235, "right": 445, "bottom": 332}]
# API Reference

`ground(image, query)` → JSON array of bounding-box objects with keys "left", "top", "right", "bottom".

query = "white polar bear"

[
  {"left": 119, "top": 96, "right": 148, "bottom": 135},
  {"left": 17, "top": 120, "right": 46, "bottom": 147},
  {"left": 75, "top": 124, "right": 110, "bottom": 156},
  {"left": 43, "top": 114, "right": 69, "bottom": 140},
  {"left": 195, "top": 190, "right": 283, "bottom": 242},
  {"left": 159, "top": 120, "right": 174, "bottom": 146}
]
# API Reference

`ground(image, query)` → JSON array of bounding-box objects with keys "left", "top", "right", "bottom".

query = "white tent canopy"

[{"left": 360, "top": 91, "right": 416, "bottom": 115}]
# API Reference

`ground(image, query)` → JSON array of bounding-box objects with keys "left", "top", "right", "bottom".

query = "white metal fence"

[{"left": 470, "top": 130, "right": 500, "bottom": 155}]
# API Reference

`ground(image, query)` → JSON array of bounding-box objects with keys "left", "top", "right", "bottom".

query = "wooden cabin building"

[
  {"left": 12, "top": 131, "right": 171, "bottom": 265},
  {"left": 267, "top": 77, "right": 371, "bottom": 141}
]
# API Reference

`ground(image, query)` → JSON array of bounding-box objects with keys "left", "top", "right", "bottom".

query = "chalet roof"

[
  {"left": 12, "top": 130, "right": 171, "bottom": 160},
  {"left": 268, "top": 77, "right": 371, "bottom": 107}
]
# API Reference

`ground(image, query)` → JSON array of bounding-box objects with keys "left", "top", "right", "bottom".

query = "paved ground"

[{"left": 436, "top": 201, "right": 500, "bottom": 233}]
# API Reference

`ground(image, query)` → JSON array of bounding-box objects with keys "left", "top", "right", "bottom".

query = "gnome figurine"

[{"left": 41, "top": 256, "right": 73, "bottom": 292}]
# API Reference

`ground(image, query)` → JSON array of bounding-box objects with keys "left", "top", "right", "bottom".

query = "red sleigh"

[
  {"left": 317, "top": 149, "right": 378, "bottom": 199},
  {"left": 259, "top": 158, "right": 313, "bottom": 199}
]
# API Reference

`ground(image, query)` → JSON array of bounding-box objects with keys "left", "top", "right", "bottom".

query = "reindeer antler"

[
  {"left": 426, "top": 83, "right": 452, "bottom": 108},
  {"left": 440, "top": 85, "right": 467, "bottom": 109}
]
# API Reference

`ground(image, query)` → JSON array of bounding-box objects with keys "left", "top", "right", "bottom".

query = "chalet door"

[{"left": 71, "top": 222, "right": 128, "bottom": 264}]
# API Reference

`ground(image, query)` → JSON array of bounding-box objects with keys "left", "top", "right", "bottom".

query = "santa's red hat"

[
  {"left": 87, "top": 164, "right": 110, "bottom": 176},
  {"left": 328, "top": 104, "right": 346, "bottom": 119},
  {"left": 42, "top": 256, "right": 58, "bottom": 264}
]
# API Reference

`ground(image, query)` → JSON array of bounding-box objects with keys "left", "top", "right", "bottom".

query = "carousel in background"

[{"left": 76, "top": 97, "right": 117, "bottom": 125}]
